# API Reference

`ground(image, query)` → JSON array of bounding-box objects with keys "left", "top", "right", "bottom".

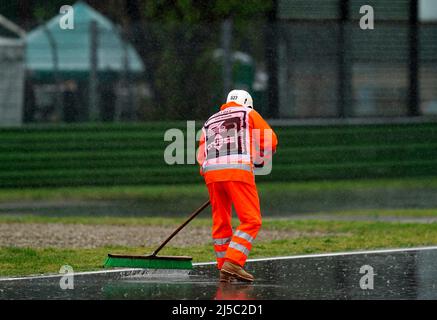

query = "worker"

[{"left": 197, "top": 89, "right": 278, "bottom": 282}]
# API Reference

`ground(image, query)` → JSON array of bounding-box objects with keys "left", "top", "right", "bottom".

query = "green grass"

[
  {"left": 1, "top": 177, "right": 437, "bottom": 203},
  {"left": 1, "top": 215, "right": 437, "bottom": 277},
  {"left": 0, "top": 122, "right": 436, "bottom": 188},
  {"left": 0, "top": 207, "right": 436, "bottom": 226},
  {"left": 0, "top": 215, "right": 204, "bottom": 227},
  {"left": 320, "top": 208, "right": 437, "bottom": 218},
  {"left": 0, "top": 184, "right": 207, "bottom": 202}
]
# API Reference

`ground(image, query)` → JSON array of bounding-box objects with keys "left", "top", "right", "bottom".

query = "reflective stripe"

[
  {"left": 234, "top": 230, "right": 254, "bottom": 244},
  {"left": 228, "top": 241, "right": 250, "bottom": 256},
  {"left": 203, "top": 163, "right": 252, "bottom": 173},
  {"left": 204, "top": 154, "right": 251, "bottom": 164},
  {"left": 213, "top": 237, "right": 232, "bottom": 245},
  {"left": 215, "top": 251, "right": 226, "bottom": 258}
]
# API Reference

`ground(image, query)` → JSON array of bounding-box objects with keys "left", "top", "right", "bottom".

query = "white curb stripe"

[
  {"left": 193, "top": 245, "right": 437, "bottom": 266},
  {"left": 2, "top": 245, "right": 437, "bottom": 281}
]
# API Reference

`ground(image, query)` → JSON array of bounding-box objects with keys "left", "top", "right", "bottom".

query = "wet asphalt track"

[{"left": 1, "top": 247, "right": 437, "bottom": 300}]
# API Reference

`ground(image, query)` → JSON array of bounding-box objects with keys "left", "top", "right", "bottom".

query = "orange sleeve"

[
  {"left": 197, "top": 129, "right": 206, "bottom": 175},
  {"left": 249, "top": 110, "right": 278, "bottom": 159}
]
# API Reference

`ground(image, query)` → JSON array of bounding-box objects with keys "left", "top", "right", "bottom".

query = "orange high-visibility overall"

[{"left": 197, "top": 101, "right": 278, "bottom": 269}]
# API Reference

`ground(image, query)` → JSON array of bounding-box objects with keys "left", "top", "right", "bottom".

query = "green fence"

[{"left": 0, "top": 122, "right": 436, "bottom": 188}]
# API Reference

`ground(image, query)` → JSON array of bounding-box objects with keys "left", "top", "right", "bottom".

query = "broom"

[{"left": 103, "top": 200, "right": 210, "bottom": 270}]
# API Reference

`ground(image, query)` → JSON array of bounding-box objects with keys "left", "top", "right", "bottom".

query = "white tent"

[
  {"left": 26, "top": 1, "right": 144, "bottom": 75},
  {"left": 0, "top": 16, "right": 25, "bottom": 126}
]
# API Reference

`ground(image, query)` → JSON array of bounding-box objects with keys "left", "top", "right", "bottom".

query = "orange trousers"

[{"left": 207, "top": 181, "right": 262, "bottom": 269}]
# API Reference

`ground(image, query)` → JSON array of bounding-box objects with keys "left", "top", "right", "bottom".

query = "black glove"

[{"left": 254, "top": 161, "right": 264, "bottom": 168}]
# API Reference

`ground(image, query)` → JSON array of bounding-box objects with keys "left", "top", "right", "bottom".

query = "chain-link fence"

[
  {"left": 13, "top": 0, "right": 437, "bottom": 123},
  {"left": 277, "top": 0, "right": 437, "bottom": 118}
]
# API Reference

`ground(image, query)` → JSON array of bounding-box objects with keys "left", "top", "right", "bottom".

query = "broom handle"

[{"left": 151, "top": 200, "right": 211, "bottom": 256}]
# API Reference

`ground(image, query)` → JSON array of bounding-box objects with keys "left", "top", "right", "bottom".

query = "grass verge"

[
  {"left": 1, "top": 177, "right": 437, "bottom": 203},
  {"left": 1, "top": 215, "right": 437, "bottom": 277}
]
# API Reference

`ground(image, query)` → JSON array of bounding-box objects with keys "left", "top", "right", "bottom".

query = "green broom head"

[{"left": 104, "top": 254, "right": 193, "bottom": 270}]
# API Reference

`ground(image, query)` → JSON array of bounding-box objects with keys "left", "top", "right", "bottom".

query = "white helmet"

[{"left": 226, "top": 89, "right": 253, "bottom": 109}]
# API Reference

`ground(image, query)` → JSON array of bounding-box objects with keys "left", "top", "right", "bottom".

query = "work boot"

[
  {"left": 220, "top": 261, "right": 254, "bottom": 282},
  {"left": 219, "top": 271, "right": 236, "bottom": 283}
]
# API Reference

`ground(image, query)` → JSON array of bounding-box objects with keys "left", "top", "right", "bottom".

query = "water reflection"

[
  {"left": 1, "top": 248, "right": 437, "bottom": 299},
  {"left": 214, "top": 282, "right": 255, "bottom": 300}
]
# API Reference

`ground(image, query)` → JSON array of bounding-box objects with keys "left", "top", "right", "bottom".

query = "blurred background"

[
  {"left": 1, "top": 0, "right": 437, "bottom": 123},
  {"left": 0, "top": 0, "right": 436, "bottom": 216}
]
